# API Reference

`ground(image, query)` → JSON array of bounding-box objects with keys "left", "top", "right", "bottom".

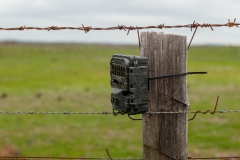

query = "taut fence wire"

[
  {"left": 1, "top": 110, "right": 239, "bottom": 115},
  {"left": 0, "top": 19, "right": 238, "bottom": 31},
  {"left": 0, "top": 19, "right": 239, "bottom": 49},
  {"left": 2, "top": 96, "right": 240, "bottom": 121}
]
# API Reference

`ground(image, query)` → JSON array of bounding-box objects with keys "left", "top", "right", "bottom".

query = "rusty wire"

[
  {"left": 187, "top": 21, "right": 199, "bottom": 50},
  {"left": 0, "top": 19, "right": 239, "bottom": 49},
  {"left": 106, "top": 149, "right": 113, "bottom": 160},
  {"left": 188, "top": 96, "right": 219, "bottom": 121},
  {"left": 0, "top": 149, "right": 142, "bottom": 160},
  {"left": 1, "top": 19, "right": 239, "bottom": 31}
]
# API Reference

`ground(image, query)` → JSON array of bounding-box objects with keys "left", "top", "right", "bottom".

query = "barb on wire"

[
  {"left": 202, "top": 23, "right": 214, "bottom": 31},
  {"left": 227, "top": 18, "right": 239, "bottom": 28},
  {"left": 49, "top": 26, "right": 59, "bottom": 31},
  {"left": 188, "top": 20, "right": 199, "bottom": 50},
  {"left": 188, "top": 27, "right": 198, "bottom": 50},
  {"left": 127, "top": 26, "right": 135, "bottom": 35},
  {"left": 19, "top": 25, "right": 25, "bottom": 31},
  {"left": 118, "top": 25, "right": 126, "bottom": 31},
  {"left": 157, "top": 23, "right": 165, "bottom": 29},
  {"left": 188, "top": 96, "right": 219, "bottom": 121},
  {"left": 82, "top": 24, "right": 92, "bottom": 33}
]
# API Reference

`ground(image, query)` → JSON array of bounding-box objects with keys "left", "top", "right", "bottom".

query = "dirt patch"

[
  {"left": 35, "top": 92, "right": 43, "bottom": 98},
  {"left": 1, "top": 93, "right": 7, "bottom": 99},
  {"left": 0, "top": 145, "right": 20, "bottom": 157}
]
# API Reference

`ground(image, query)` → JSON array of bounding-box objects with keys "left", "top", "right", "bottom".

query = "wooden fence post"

[{"left": 141, "top": 32, "right": 189, "bottom": 160}]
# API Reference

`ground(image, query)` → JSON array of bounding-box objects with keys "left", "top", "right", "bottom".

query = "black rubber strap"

[{"left": 149, "top": 72, "right": 207, "bottom": 80}]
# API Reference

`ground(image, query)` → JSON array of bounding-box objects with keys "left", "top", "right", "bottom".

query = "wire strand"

[
  {"left": 0, "top": 110, "right": 239, "bottom": 115},
  {"left": 0, "top": 19, "right": 238, "bottom": 50},
  {"left": 0, "top": 19, "right": 239, "bottom": 31}
]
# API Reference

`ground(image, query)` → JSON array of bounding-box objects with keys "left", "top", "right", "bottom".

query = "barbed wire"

[
  {"left": 188, "top": 96, "right": 219, "bottom": 121},
  {"left": 1, "top": 19, "right": 239, "bottom": 159},
  {"left": 0, "top": 109, "right": 239, "bottom": 115},
  {"left": 148, "top": 109, "right": 240, "bottom": 114},
  {"left": 0, "top": 19, "right": 239, "bottom": 49},
  {"left": 0, "top": 97, "right": 239, "bottom": 120},
  {"left": 0, "top": 111, "right": 112, "bottom": 115},
  {"left": 0, "top": 150, "right": 141, "bottom": 160},
  {"left": 0, "top": 19, "right": 238, "bottom": 32}
]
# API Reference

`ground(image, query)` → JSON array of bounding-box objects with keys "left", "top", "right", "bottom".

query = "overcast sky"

[{"left": 0, "top": 0, "right": 239, "bottom": 45}]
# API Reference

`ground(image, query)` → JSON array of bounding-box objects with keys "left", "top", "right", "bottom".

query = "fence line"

[
  {"left": 0, "top": 111, "right": 112, "bottom": 115},
  {"left": 0, "top": 19, "right": 239, "bottom": 32},
  {"left": 2, "top": 95, "right": 238, "bottom": 121},
  {"left": 0, "top": 109, "right": 239, "bottom": 115},
  {"left": 1, "top": 95, "right": 239, "bottom": 121},
  {"left": 0, "top": 19, "right": 239, "bottom": 49},
  {"left": 1, "top": 19, "right": 240, "bottom": 159}
]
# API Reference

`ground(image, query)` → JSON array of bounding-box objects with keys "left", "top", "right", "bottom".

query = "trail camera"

[{"left": 110, "top": 54, "right": 148, "bottom": 115}]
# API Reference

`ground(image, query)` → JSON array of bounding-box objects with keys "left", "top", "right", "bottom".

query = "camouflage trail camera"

[{"left": 110, "top": 54, "right": 148, "bottom": 115}]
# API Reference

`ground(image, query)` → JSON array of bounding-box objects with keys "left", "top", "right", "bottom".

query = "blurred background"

[{"left": 0, "top": 0, "right": 240, "bottom": 158}]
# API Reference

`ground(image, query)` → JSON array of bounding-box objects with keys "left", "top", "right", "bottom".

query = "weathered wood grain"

[{"left": 141, "top": 32, "right": 189, "bottom": 160}]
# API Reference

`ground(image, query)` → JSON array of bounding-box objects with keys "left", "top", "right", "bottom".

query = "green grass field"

[{"left": 0, "top": 43, "right": 239, "bottom": 158}]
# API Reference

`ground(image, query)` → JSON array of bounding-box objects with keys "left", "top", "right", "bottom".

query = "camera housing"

[{"left": 110, "top": 54, "right": 148, "bottom": 115}]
